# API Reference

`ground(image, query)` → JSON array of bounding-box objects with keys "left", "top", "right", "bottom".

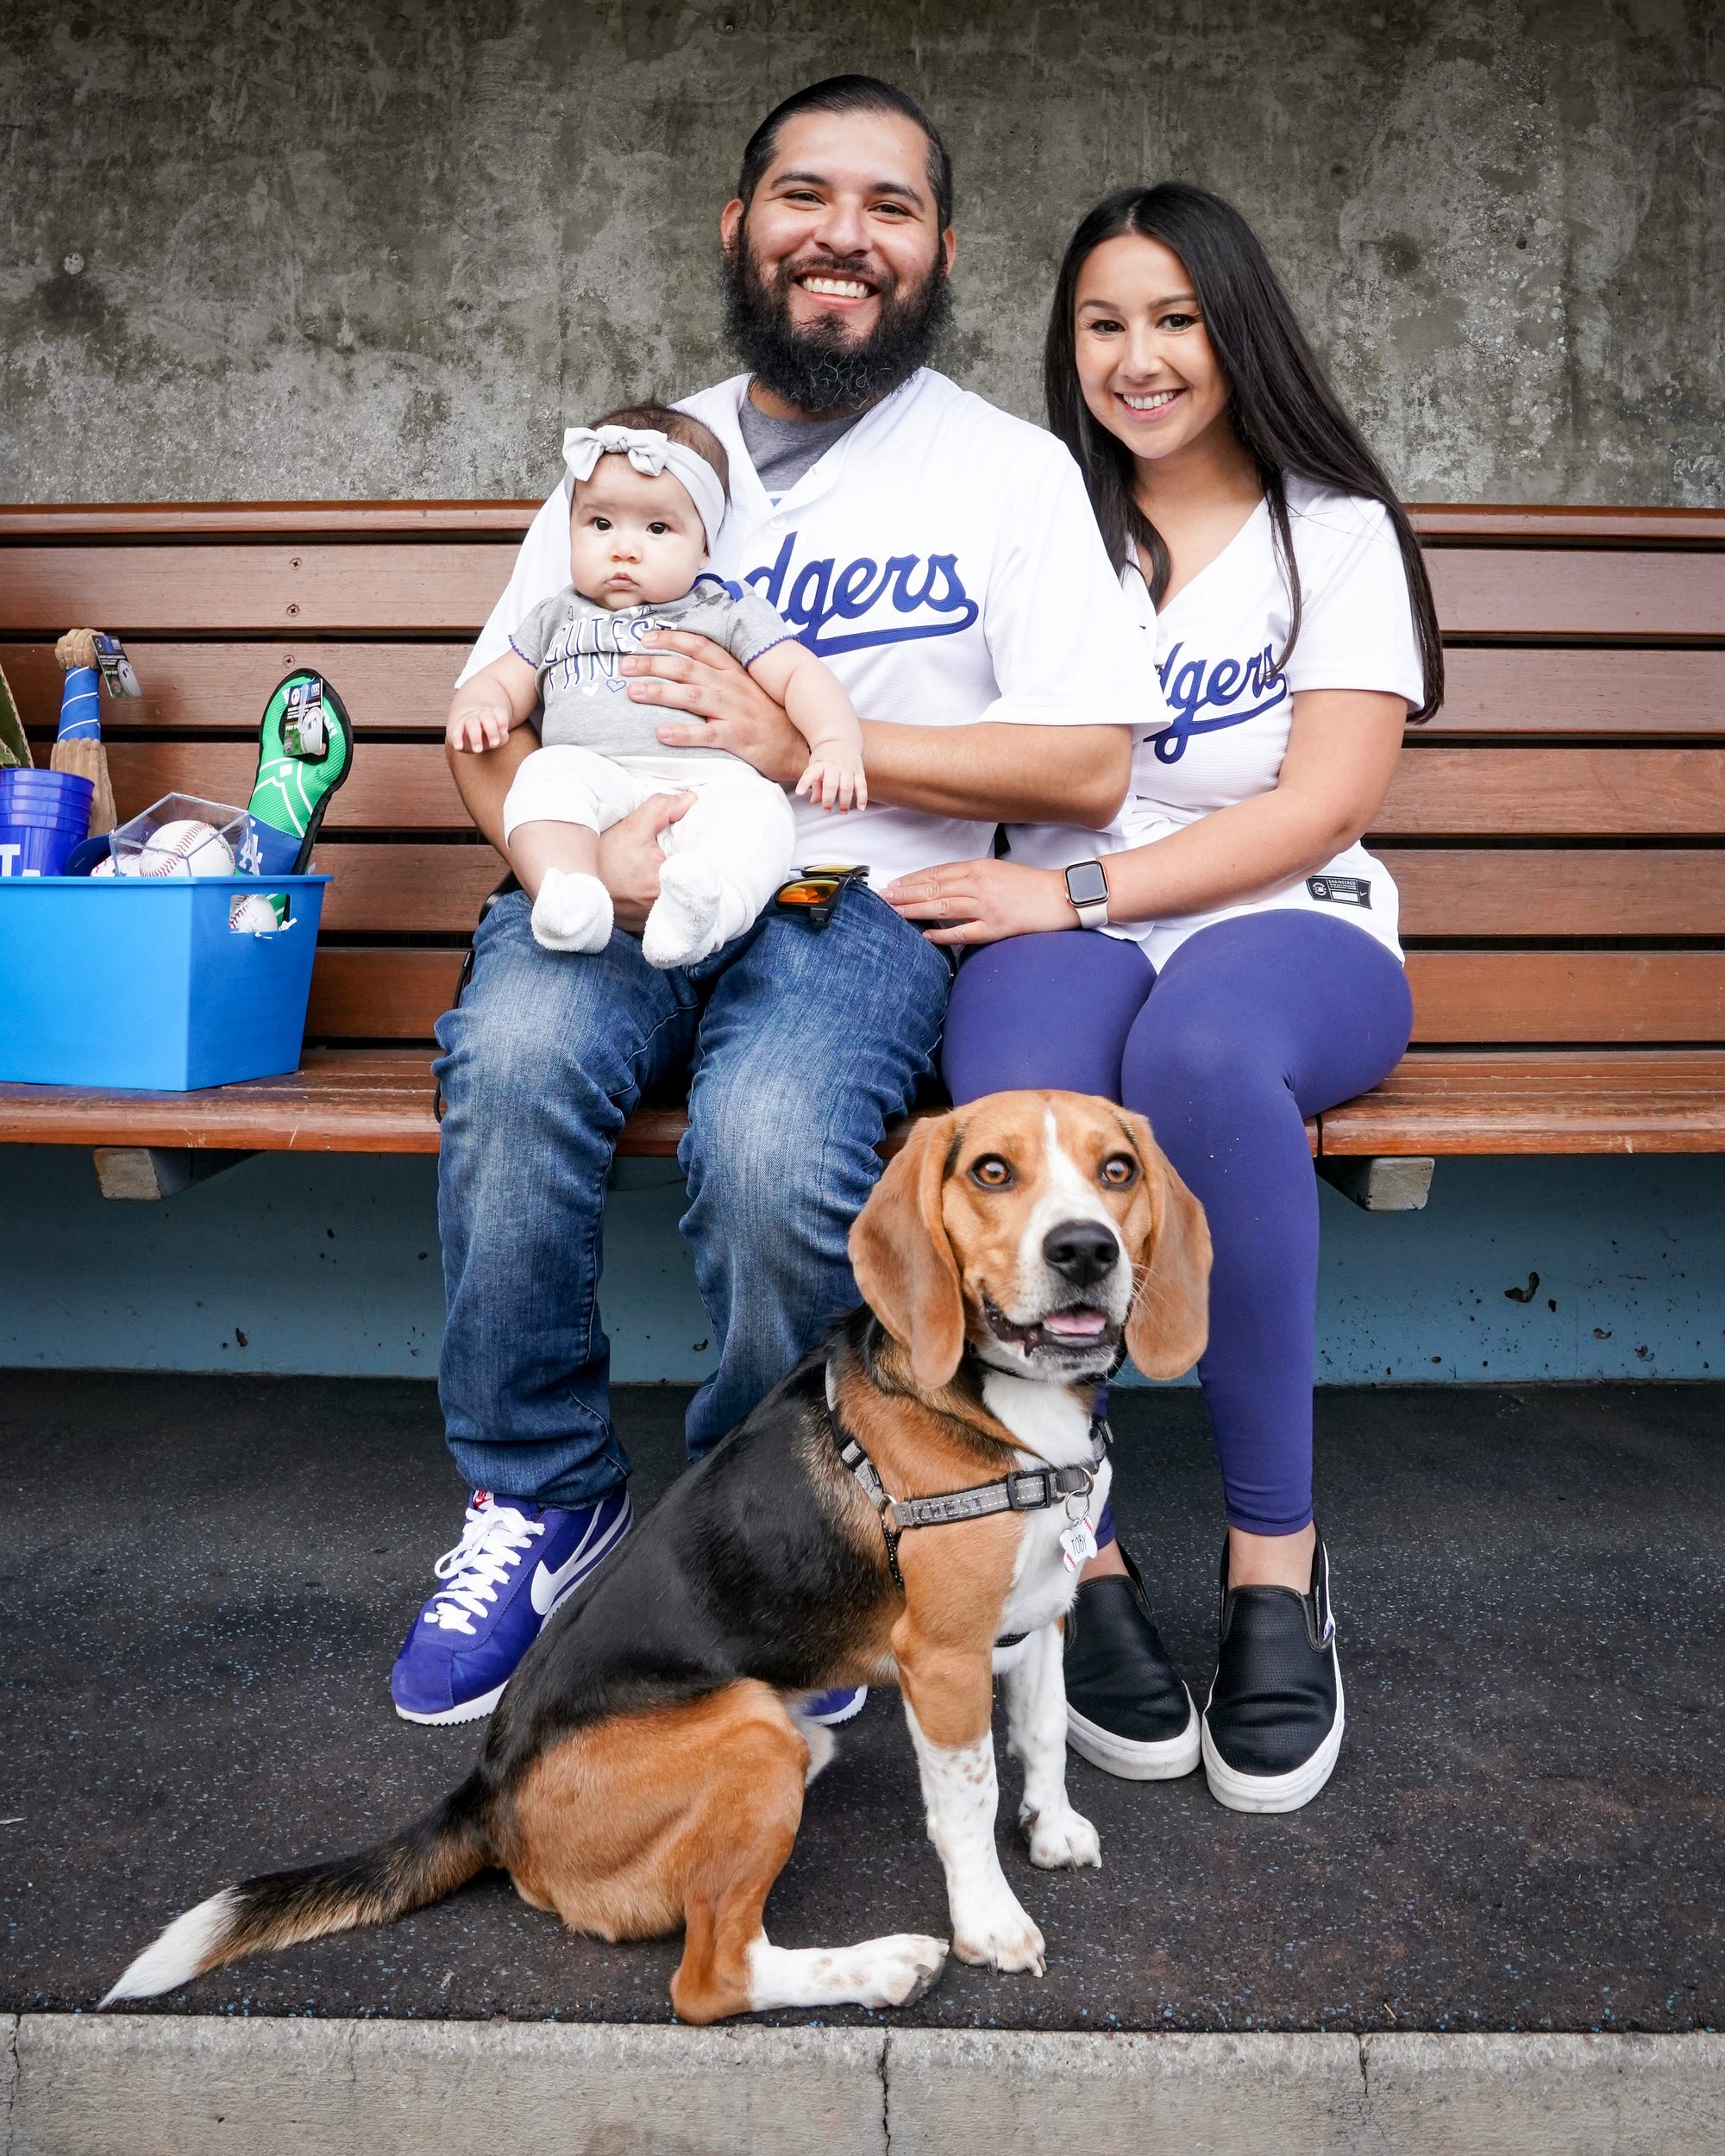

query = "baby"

[{"left": 446, "top": 403, "right": 866, "bottom": 968}]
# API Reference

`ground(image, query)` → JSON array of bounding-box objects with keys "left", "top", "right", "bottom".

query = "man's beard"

[{"left": 722, "top": 233, "right": 951, "bottom": 416}]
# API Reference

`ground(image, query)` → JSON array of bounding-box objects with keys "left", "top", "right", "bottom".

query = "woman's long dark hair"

[{"left": 1044, "top": 183, "right": 1443, "bottom": 722}]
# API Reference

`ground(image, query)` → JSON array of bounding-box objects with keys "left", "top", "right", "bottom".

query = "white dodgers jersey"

[{"left": 464, "top": 368, "right": 1162, "bottom": 887}]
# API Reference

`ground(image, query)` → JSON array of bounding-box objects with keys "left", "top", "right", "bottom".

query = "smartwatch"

[{"left": 1064, "top": 858, "right": 1110, "bottom": 930}]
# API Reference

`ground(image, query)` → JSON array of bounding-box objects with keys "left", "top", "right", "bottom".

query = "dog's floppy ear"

[
  {"left": 1118, "top": 1109, "right": 1213, "bottom": 1381},
  {"left": 850, "top": 1112, "right": 965, "bottom": 1390}
]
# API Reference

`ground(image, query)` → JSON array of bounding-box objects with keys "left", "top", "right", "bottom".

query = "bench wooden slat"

[
  {"left": 307, "top": 949, "right": 465, "bottom": 1038},
  {"left": 1429, "top": 649, "right": 1725, "bottom": 740},
  {"left": 6, "top": 536, "right": 1724, "bottom": 643},
  {"left": 1408, "top": 505, "right": 1725, "bottom": 542},
  {"left": 0, "top": 544, "right": 516, "bottom": 637},
  {"left": 1424, "top": 550, "right": 1725, "bottom": 638},
  {"left": 0, "top": 504, "right": 539, "bottom": 539},
  {"left": 12, "top": 642, "right": 1725, "bottom": 755},
  {"left": 0, "top": 1050, "right": 442, "bottom": 1153},
  {"left": 0, "top": 1050, "right": 681, "bottom": 1156},
  {"left": 1377, "top": 748, "right": 1725, "bottom": 837},
  {"left": 307, "top": 843, "right": 1725, "bottom": 946},
  {"left": 4, "top": 642, "right": 467, "bottom": 736},
  {"left": 96, "top": 738, "right": 1725, "bottom": 843},
  {"left": 317, "top": 842, "right": 505, "bottom": 933},
  {"left": 1319, "top": 1050, "right": 1725, "bottom": 1155},
  {"left": 298, "top": 944, "right": 1725, "bottom": 1050},
  {"left": 12, "top": 642, "right": 1725, "bottom": 746},
  {"left": 1389, "top": 849, "right": 1725, "bottom": 939},
  {"left": 1407, "top": 950, "right": 1725, "bottom": 1043},
  {"left": 0, "top": 1049, "right": 1294, "bottom": 1162},
  {"left": 9, "top": 1043, "right": 1721, "bottom": 1159},
  {"left": 8, "top": 500, "right": 1723, "bottom": 544},
  {"left": 310, "top": 844, "right": 1725, "bottom": 947},
  {"left": 107, "top": 740, "right": 468, "bottom": 830}
]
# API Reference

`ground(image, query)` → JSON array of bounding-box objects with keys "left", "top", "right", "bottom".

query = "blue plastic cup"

[
  {"left": 0, "top": 768, "right": 95, "bottom": 876},
  {"left": 0, "top": 774, "right": 92, "bottom": 803},
  {"left": 0, "top": 768, "right": 95, "bottom": 811},
  {"left": 0, "top": 823, "right": 86, "bottom": 876}
]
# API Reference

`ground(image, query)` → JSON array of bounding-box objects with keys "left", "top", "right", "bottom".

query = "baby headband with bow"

[{"left": 562, "top": 424, "right": 728, "bottom": 554}]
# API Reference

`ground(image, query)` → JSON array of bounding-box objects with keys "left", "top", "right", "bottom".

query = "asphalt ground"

[{"left": 3, "top": 1370, "right": 1720, "bottom": 2033}]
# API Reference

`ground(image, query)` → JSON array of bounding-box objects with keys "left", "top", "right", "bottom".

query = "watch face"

[{"left": 1066, "top": 861, "right": 1109, "bottom": 906}]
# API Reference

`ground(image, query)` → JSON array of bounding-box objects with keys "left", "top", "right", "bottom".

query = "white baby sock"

[
  {"left": 530, "top": 868, "right": 614, "bottom": 954},
  {"left": 642, "top": 855, "right": 752, "bottom": 968}
]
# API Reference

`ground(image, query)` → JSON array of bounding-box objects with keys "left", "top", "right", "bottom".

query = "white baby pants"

[{"left": 502, "top": 745, "right": 798, "bottom": 957}]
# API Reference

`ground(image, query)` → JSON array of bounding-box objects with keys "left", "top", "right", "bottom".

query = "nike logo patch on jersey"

[{"left": 1307, "top": 874, "right": 1372, "bottom": 908}]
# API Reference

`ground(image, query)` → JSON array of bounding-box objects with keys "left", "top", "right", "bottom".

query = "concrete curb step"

[{"left": 3, "top": 2016, "right": 1722, "bottom": 2155}]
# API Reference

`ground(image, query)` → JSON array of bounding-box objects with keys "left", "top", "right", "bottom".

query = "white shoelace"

[{"left": 422, "top": 1500, "right": 544, "bottom": 1634}]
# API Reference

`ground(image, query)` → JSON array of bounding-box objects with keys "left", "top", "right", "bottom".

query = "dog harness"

[{"left": 825, "top": 1373, "right": 1111, "bottom": 1597}]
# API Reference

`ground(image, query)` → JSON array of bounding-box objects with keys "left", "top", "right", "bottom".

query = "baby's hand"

[
  {"left": 446, "top": 697, "right": 513, "bottom": 754},
  {"left": 795, "top": 752, "right": 869, "bottom": 815}
]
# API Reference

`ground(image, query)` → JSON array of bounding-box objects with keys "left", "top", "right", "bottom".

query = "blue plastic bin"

[{"left": 0, "top": 875, "right": 329, "bottom": 1091}]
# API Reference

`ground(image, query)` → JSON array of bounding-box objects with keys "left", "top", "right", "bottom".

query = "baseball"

[
  {"left": 229, "top": 893, "right": 281, "bottom": 934},
  {"left": 135, "top": 818, "right": 235, "bottom": 879}
]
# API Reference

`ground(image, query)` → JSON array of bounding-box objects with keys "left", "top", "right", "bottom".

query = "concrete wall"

[
  {"left": 3, "top": 0, "right": 1722, "bottom": 508},
  {"left": 4, "top": 1144, "right": 1722, "bottom": 1386}
]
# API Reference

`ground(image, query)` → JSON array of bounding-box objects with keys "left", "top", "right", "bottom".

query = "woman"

[{"left": 883, "top": 183, "right": 1442, "bottom": 1814}]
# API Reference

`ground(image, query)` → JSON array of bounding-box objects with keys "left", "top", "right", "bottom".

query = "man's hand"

[
  {"left": 621, "top": 631, "right": 806, "bottom": 787},
  {"left": 884, "top": 858, "right": 1080, "bottom": 946},
  {"left": 597, "top": 791, "right": 694, "bottom": 934}
]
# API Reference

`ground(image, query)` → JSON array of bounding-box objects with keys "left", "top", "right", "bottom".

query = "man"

[{"left": 391, "top": 75, "right": 1159, "bottom": 1728}]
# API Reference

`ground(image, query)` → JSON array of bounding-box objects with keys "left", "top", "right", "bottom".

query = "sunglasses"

[{"left": 772, "top": 863, "right": 871, "bottom": 931}]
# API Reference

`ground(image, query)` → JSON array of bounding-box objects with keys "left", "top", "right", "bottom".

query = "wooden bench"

[{"left": 3, "top": 500, "right": 1723, "bottom": 1205}]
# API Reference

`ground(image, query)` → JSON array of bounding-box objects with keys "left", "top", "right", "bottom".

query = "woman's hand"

[
  {"left": 596, "top": 791, "right": 694, "bottom": 934},
  {"left": 621, "top": 631, "right": 806, "bottom": 787},
  {"left": 883, "top": 858, "right": 1080, "bottom": 946}
]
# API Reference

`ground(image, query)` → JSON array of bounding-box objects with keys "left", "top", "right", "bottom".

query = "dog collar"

[{"left": 825, "top": 1364, "right": 1110, "bottom": 1595}]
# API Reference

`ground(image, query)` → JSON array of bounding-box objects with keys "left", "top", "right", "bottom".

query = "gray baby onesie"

[{"left": 509, "top": 579, "right": 798, "bottom": 760}]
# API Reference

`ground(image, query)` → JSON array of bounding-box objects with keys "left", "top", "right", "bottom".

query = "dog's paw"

[
  {"left": 856, "top": 1933, "right": 950, "bottom": 2009},
  {"left": 950, "top": 1887, "right": 1045, "bottom": 1977},
  {"left": 1022, "top": 1802, "right": 1101, "bottom": 1872}
]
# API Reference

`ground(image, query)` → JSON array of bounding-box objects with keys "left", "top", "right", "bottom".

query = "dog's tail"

[{"left": 100, "top": 1771, "right": 492, "bottom": 2007}]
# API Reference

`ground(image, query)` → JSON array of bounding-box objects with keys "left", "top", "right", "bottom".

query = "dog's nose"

[{"left": 1042, "top": 1218, "right": 1120, "bottom": 1287}]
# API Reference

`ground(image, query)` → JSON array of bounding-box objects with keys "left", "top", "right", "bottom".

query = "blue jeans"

[{"left": 433, "top": 885, "right": 950, "bottom": 1507}]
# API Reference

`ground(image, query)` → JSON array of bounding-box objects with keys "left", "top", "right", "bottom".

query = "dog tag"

[{"left": 1060, "top": 1515, "right": 1098, "bottom": 1572}]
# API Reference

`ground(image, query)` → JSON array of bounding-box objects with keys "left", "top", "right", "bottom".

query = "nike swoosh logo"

[
  {"left": 529, "top": 1501, "right": 629, "bottom": 1616},
  {"left": 530, "top": 1544, "right": 593, "bottom": 1616}
]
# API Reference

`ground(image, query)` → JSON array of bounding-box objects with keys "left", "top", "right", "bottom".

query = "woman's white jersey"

[
  {"left": 1010, "top": 477, "right": 1427, "bottom": 968},
  {"left": 463, "top": 369, "right": 1157, "bottom": 892}
]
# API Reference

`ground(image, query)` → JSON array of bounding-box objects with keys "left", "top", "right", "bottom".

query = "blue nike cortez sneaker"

[{"left": 391, "top": 1488, "right": 632, "bottom": 1726}]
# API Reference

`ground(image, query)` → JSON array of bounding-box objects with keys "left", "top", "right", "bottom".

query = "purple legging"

[{"left": 941, "top": 910, "right": 1413, "bottom": 1537}]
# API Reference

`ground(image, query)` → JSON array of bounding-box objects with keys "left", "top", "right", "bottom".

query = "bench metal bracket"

[
  {"left": 91, "top": 1147, "right": 258, "bottom": 1202},
  {"left": 1317, "top": 1155, "right": 1435, "bottom": 1213}
]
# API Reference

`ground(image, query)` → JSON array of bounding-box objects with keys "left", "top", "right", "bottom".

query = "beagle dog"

[{"left": 103, "top": 1091, "right": 1210, "bottom": 2024}]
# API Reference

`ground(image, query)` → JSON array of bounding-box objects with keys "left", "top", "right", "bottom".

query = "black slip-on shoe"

[
  {"left": 1201, "top": 1528, "right": 1345, "bottom": 1814},
  {"left": 1064, "top": 1543, "right": 1201, "bottom": 1780}
]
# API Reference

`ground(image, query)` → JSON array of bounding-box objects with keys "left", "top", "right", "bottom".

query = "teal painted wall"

[{"left": 3, "top": 1146, "right": 1721, "bottom": 1387}]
